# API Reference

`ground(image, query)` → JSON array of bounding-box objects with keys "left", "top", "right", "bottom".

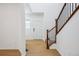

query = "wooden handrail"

[
  {"left": 48, "top": 26, "right": 56, "bottom": 32},
  {"left": 46, "top": 26, "right": 56, "bottom": 49},
  {"left": 57, "top": 5, "right": 79, "bottom": 34},
  {"left": 56, "top": 3, "right": 66, "bottom": 21},
  {"left": 46, "top": 30, "right": 49, "bottom": 49}
]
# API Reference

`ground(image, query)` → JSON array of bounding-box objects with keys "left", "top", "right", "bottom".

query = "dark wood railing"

[
  {"left": 56, "top": 3, "right": 79, "bottom": 34},
  {"left": 46, "top": 26, "right": 56, "bottom": 49},
  {"left": 46, "top": 3, "right": 79, "bottom": 49},
  {"left": 57, "top": 3, "right": 66, "bottom": 21},
  {"left": 46, "top": 30, "right": 49, "bottom": 49},
  {"left": 48, "top": 26, "right": 56, "bottom": 32}
]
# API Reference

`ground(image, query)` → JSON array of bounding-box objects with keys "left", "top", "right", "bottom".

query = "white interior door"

[
  {"left": 30, "top": 13, "right": 44, "bottom": 39},
  {"left": 25, "top": 13, "right": 44, "bottom": 40}
]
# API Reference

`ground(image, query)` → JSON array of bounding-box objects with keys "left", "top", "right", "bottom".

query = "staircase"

[
  {"left": 45, "top": 3, "right": 79, "bottom": 49},
  {"left": 45, "top": 39, "right": 55, "bottom": 46}
]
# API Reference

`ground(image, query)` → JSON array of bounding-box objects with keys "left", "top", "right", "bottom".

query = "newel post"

[{"left": 46, "top": 30, "right": 49, "bottom": 49}]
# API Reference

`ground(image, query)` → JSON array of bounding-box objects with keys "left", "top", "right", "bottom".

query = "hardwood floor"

[
  {"left": 0, "top": 39, "right": 60, "bottom": 56},
  {"left": 0, "top": 49, "right": 21, "bottom": 56},
  {"left": 26, "top": 39, "right": 61, "bottom": 56}
]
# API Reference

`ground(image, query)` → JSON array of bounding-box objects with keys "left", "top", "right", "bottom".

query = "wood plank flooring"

[
  {"left": 26, "top": 39, "right": 61, "bottom": 56},
  {"left": 0, "top": 49, "right": 21, "bottom": 56}
]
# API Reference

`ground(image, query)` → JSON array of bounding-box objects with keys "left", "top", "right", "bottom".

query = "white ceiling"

[{"left": 29, "top": 3, "right": 57, "bottom": 13}]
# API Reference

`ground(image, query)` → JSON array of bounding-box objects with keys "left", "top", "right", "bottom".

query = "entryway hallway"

[{"left": 26, "top": 39, "right": 60, "bottom": 56}]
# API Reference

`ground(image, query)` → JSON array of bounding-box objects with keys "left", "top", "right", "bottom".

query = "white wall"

[
  {"left": 0, "top": 4, "right": 25, "bottom": 55},
  {"left": 24, "top": 4, "right": 32, "bottom": 40},
  {"left": 17, "top": 4, "right": 26, "bottom": 56},
  {"left": 57, "top": 10, "right": 79, "bottom": 56}
]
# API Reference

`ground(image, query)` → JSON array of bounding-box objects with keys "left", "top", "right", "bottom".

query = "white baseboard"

[{"left": 50, "top": 44, "right": 57, "bottom": 49}]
